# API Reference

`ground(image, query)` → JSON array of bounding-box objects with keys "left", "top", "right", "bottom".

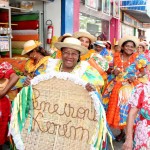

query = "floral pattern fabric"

[{"left": 129, "top": 82, "right": 150, "bottom": 150}]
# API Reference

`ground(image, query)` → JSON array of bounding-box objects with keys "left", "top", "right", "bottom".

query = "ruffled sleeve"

[{"left": 82, "top": 65, "right": 104, "bottom": 86}]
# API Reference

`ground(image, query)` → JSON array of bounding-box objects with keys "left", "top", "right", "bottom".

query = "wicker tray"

[{"left": 21, "top": 77, "right": 97, "bottom": 150}]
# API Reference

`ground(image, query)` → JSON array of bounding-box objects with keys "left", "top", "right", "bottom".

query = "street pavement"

[
  {"left": 108, "top": 128, "right": 124, "bottom": 150},
  {"left": 3, "top": 129, "right": 123, "bottom": 150}
]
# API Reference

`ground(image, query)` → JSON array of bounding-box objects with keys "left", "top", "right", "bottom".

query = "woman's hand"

[
  {"left": 23, "top": 76, "right": 32, "bottom": 86},
  {"left": 122, "top": 138, "right": 133, "bottom": 150},
  {"left": 85, "top": 83, "right": 96, "bottom": 92},
  {"left": 128, "top": 76, "right": 136, "bottom": 83}
]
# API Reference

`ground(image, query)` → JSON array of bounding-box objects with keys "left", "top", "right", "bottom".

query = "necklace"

[{"left": 121, "top": 54, "right": 131, "bottom": 72}]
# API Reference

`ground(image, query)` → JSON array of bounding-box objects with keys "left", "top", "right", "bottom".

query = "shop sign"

[
  {"left": 85, "top": 0, "right": 98, "bottom": 11},
  {"left": 124, "top": 13, "right": 142, "bottom": 28},
  {"left": 102, "top": 0, "right": 111, "bottom": 16},
  {"left": 113, "top": 0, "right": 120, "bottom": 19}
]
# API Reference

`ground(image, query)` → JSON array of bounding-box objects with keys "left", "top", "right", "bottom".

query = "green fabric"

[
  {"left": 12, "top": 48, "right": 23, "bottom": 54},
  {"left": 12, "top": 13, "right": 39, "bottom": 21}
]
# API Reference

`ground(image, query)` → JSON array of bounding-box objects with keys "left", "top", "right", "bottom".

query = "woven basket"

[{"left": 21, "top": 77, "right": 97, "bottom": 150}]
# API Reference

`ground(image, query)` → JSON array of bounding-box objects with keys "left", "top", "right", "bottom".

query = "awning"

[{"left": 122, "top": 9, "right": 150, "bottom": 23}]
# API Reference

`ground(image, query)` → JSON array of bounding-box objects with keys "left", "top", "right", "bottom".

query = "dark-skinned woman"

[{"left": 102, "top": 35, "right": 148, "bottom": 142}]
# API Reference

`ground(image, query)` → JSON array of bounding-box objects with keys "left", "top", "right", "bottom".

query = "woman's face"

[
  {"left": 122, "top": 42, "right": 135, "bottom": 55},
  {"left": 137, "top": 45, "right": 144, "bottom": 53},
  {"left": 27, "top": 49, "right": 36, "bottom": 60},
  {"left": 114, "top": 45, "right": 121, "bottom": 52},
  {"left": 79, "top": 37, "right": 90, "bottom": 49},
  {"left": 62, "top": 48, "right": 80, "bottom": 69},
  {"left": 95, "top": 45, "right": 103, "bottom": 52}
]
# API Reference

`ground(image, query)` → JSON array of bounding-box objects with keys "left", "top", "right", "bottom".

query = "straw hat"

[
  {"left": 22, "top": 40, "right": 41, "bottom": 55},
  {"left": 94, "top": 41, "right": 106, "bottom": 48},
  {"left": 73, "top": 30, "right": 96, "bottom": 43},
  {"left": 118, "top": 35, "right": 139, "bottom": 48},
  {"left": 58, "top": 33, "right": 72, "bottom": 42},
  {"left": 54, "top": 37, "right": 88, "bottom": 55}
]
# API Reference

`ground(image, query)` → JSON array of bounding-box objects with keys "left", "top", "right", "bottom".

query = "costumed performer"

[
  {"left": 0, "top": 62, "right": 19, "bottom": 150},
  {"left": 102, "top": 35, "right": 148, "bottom": 142},
  {"left": 14, "top": 40, "right": 51, "bottom": 88}
]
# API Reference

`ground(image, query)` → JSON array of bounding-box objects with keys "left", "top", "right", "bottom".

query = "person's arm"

[
  {"left": 0, "top": 73, "right": 19, "bottom": 98},
  {"left": 122, "top": 107, "right": 139, "bottom": 150}
]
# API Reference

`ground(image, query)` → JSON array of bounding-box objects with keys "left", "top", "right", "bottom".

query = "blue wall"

[{"left": 61, "top": 0, "right": 73, "bottom": 35}]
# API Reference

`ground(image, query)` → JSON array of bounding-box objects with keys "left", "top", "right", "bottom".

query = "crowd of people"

[{"left": 0, "top": 30, "right": 150, "bottom": 150}]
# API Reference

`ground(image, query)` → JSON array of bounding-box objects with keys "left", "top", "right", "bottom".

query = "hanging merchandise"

[{"left": 46, "top": 20, "right": 53, "bottom": 44}]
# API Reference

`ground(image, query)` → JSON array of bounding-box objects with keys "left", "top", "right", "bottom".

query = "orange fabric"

[
  {"left": 114, "top": 52, "right": 139, "bottom": 70},
  {"left": 0, "top": 58, "right": 27, "bottom": 73},
  {"left": 80, "top": 49, "right": 95, "bottom": 60},
  {"left": 88, "top": 58, "right": 107, "bottom": 80},
  {"left": 12, "top": 34, "right": 39, "bottom": 41},
  {"left": 106, "top": 81, "right": 122, "bottom": 129}
]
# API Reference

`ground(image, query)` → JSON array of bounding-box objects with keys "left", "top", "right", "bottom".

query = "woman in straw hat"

[
  {"left": 0, "top": 62, "right": 19, "bottom": 149},
  {"left": 122, "top": 81, "right": 150, "bottom": 150},
  {"left": 46, "top": 37, "right": 104, "bottom": 92},
  {"left": 14, "top": 40, "right": 50, "bottom": 88},
  {"left": 102, "top": 35, "right": 148, "bottom": 142},
  {"left": 73, "top": 30, "right": 96, "bottom": 60}
]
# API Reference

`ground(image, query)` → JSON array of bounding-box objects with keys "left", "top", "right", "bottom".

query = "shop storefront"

[{"left": 79, "top": 0, "right": 112, "bottom": 40}]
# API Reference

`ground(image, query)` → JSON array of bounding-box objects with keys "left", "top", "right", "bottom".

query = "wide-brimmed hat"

[
  {"left": 138, "top": 42, "right": 146, "bottom": 50},
  {"left": 73, "top": 30, "right": 96, "bottom": 43},
  {"left": 22, "top": 40, "right": 41, "bottom": 55},
  {"left": 118, "top": 35, "right": 139, "bottom": 48},
  {"left": 94, "top": 41, "right": 106, "bottom": 48},
  {"left": 58, "top": 33, "right": 72, "bottom": 42},
  {"left": 54, "top": 37, "right": 88, "bottom": 55}
]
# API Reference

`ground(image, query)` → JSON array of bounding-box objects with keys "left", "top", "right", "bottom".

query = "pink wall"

[
  {"left": 73, "top": 0, "right": 80, "bottom": 32},
  {"left": 110, "top": 18, "right": 121, "bottom": 45}
]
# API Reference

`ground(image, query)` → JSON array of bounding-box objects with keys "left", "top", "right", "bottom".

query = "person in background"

[
  {"left": 113, "top": 41, "right": 121, "bottom": 53},
  {"left": 0, "top": 62, "right": 19, "bottom": 150},
  {"left": 73, "top": 30, "right": 96, "bottom": 60},
  {"left": 14, "top": 40, "right": 51, "bottom": 87},
  {"left": 94, "top": 40, "right": 108, "bottom": 56},
  {"left": 137, "top": 42, "right": 150, "bottom": 81},
  {"left": 102, "top": 35, "right": 148, "bottom": 142},
  {"left": 106, "top": 41, "right": 111, "bottom": 51},
  {"left": 122, "top": 82, "right": 150, "bottom": 150}
]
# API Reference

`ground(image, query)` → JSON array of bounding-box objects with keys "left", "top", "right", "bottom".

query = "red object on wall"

[
  {"left": 12, "top": 20, "right": 39, "bottom": 30},
  {"left": 47, "top": 25, "right": 54, "bottom": 44}
]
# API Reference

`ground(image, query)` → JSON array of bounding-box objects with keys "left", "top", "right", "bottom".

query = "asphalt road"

[{"left": 108, "top": 128, "right": 124, "bottom": 150}]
